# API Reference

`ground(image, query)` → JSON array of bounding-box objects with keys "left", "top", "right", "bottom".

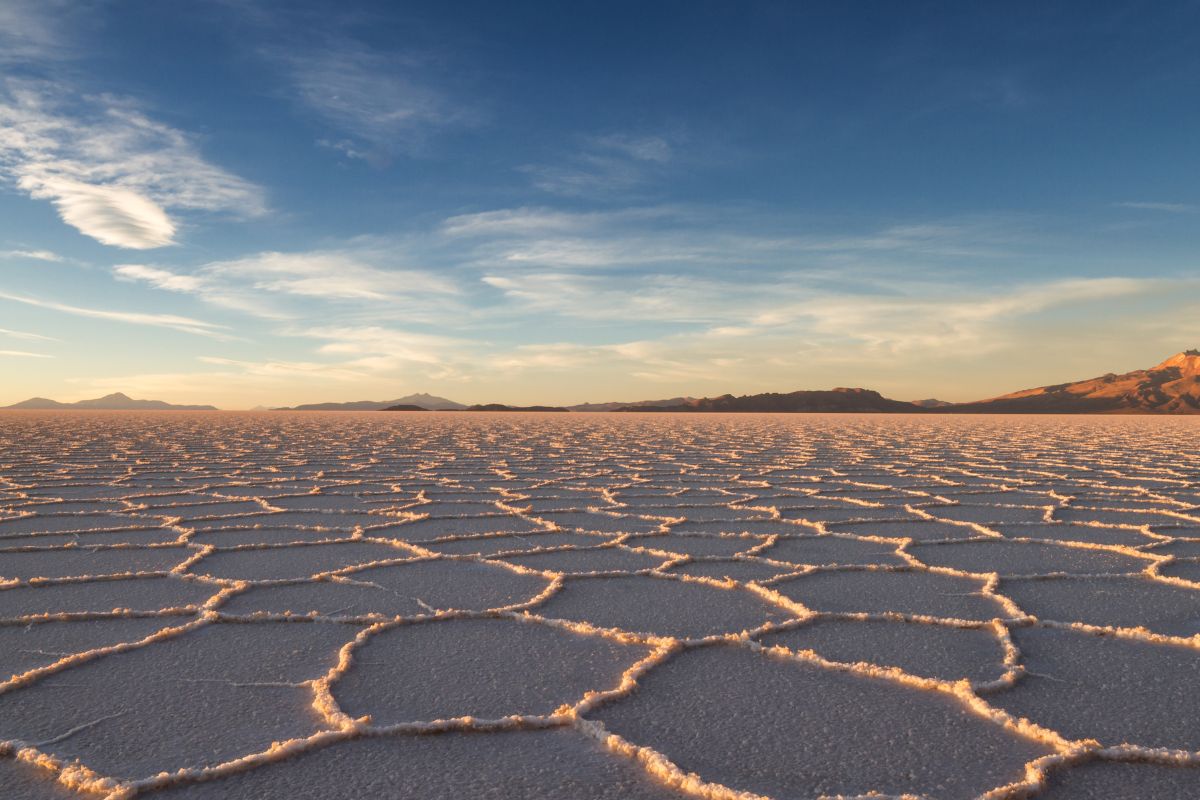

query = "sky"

[{"left": 1, "top": 0, "right": 1198, "bottom": 409}]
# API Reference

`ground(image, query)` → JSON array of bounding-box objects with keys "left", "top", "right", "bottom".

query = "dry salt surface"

[{"left": 0, "top": 412, "right": 1198, "bottom": 800}]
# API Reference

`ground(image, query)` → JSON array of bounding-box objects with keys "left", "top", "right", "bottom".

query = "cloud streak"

[{"left": 0, "top": 290, "right": 227, "bottom": 337}]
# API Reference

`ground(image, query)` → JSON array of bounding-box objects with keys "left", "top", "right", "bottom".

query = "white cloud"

[
  {"left": 0, "top": 349, "right": 52, "bottom": 358},
  {"left": 0, "top": 290, "right": 227, "bottom": 337},
  {"left": 0, "top": 82, "right": 266, "bottom": 248},
  {"left": 23, "top": 177, "right": 176, "bottom": 249},
  {"left": 0, "top": 248, "right": 64, "bottom": 262},
  {"left": 0, "top": 326, "right": 56, "bottom": 342}
]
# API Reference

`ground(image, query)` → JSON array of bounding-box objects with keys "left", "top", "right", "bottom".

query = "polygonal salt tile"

[
  {"left": 991, "top": 626, "right": 1200, "bottom": 750},
  {"left": 624, "top": 534, "right": 763, "bottom": 558},
  {"left": 668, "top": 558, "right": 801, "bottom": 583},
  {"left": 537, "top": 574, "right": 791, "bottom": 638},
  {"left": 592, "top": 644, "right": 1053, "bottom": 799},
  {"left": 334, "top": 617, "right": 648, "bottom": 722},
  {"left": 909, "top": 540, "right": 1152, "bottom": 576},
  {"left": 773, "top": 569, "right": 1009, "bottom": 621},
  {"left": 0, "top": 513, "right": 162, "bottom": 536},
  {"left": 927, "top": 505, "right": 1049, "bottom": 524},
  {"left": 189, "top": 527, "right": 354, "bottom": 546},
  {"left": 1160, "top": 559, "right": 1200, "bottom": 583},
  {"left": 0, "top": 620, "right": 362, "bottom": 779},
  {"left": 826, "top": 519, "right": 973, "bottom": 541},
  {"left": 0, "top": 546, "right": 192, "bottom": 581},
  {"left": 994, "top": 523, "right": 1153, "bottom": 547},
  {"left": 1038, "top": 761, "right": 1200, "bottom": 799},
  {"left": 184, "top": 511, "right": 387, "bottom": 532},
  {"left": 371, "top": 516, "right": 548, "bottom": 541},
  {"left": 758, "top": 618, "right": 1008, "bottom": 684},
  {"left": 997, "top": 576, "right": 1200, "bottom": 637},
  {"left": 496, "top": 546, "right": 669, "bottom": 574},
  {"left": 668, "top": 519, "right": 812, "bottom": 536},
  {"left": 1054, "top": 508, "right": 1194, "bottom": 527},
  {"left": 760, "top": 535, "right": 906, "bottom": 567},
  {"left": 150, "top": 728, "right": 683, "bottom": 799},
  {"left": 0, "top": 576, "right": 217, "bottom": 619},
  {"left": 419, "top": 531, "right": 613, "bottom": 556},
  {"left": 188, "top": 542, "right": 411, "bottom": 581},
  {"left": 219, "top": 559, "right": 551, "bottom": 616},
  {"left": 0, "top": 617, "right": 179, "bottom": 679}
]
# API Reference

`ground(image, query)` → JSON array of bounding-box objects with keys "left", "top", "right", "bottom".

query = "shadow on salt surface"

[
  {"left": 0, "top": 617, "right": 179, "bottom": 678},
  {"left": 773, "top": 568, "right": 1010, "bottom": 620},
  {"left": 991, "top": 627, "right": 1200, "bottom": 750},
  {"left": 334, "top": 617, "right": 650, "bottom": 722},
  {"left": 537, "top": 574, "right": 791, "bottom": 638},
  {"left": 0, "top": 758, "right": 76, "bottom": 799},
  {"left": 0, "top": 546, "right": 193, "bottom": 581},
  {"left": 188, "top": 541, "right": 411, "bottom": 581},
  {"left": 908, "top": 540, "right": 1154, "bottom": 575},
  {"left": 148, "top": 728, "right": 683, "bottom": 799},
  {"left": 758, "top": 618, "right": 1009, "bottom": 685},
  {"left": 998, "top": 576, "right": 1200, "bottom": 637},
  {"left": 758, "top": 535, "right": 907, "bottom": 567},
  {"left": 0, "top": 576, "right": 217, "bottom": 618},
  {"left": 1037, "top": 760, "right": 1200, "bottom": 799},
  {"left": 495, "top": 546, "right": 670, "bottom": 574},
  {"left": 591, "top": 644, "right": 1053, "bottom": 799},
  {"left": 219, "top": 559, "right": 550, "bottom": 617},
  {"left": 0, "top": 621, "right": 361, "bottom": 779}
]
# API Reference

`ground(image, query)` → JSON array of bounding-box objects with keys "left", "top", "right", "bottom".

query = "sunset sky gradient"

[{"left": 1, "top": 1, "right": 1198, "bottom": 408}]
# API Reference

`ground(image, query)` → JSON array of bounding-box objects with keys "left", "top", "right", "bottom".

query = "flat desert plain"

[{"left": 1, "top": 412, "right": 1198, "bottom": 799}]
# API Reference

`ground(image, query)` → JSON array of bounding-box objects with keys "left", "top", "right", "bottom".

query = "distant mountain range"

[
  {"left": 3, "top": 392, "right": 216, "bottom": 411},
  {"left": 275, "top": 393, "right": 467, "bottom": 411},
  {"left": 943, "top": 349, "right": 1200, "bottom": 414},
  {"left": 7, "top": 351, "right": 1199, "bottom": 414},
  {"left": 611, "top": 388, "right": 924, "bottom": 413}
]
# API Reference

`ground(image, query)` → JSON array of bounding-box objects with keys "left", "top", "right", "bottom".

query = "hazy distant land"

[{"left": 7, "top": 350, "right": 1200, "bottom": 414}]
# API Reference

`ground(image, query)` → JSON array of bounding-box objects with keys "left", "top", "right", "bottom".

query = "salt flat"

[{"left": 0, "top": 412, "right": 1198, "bottom": 799}]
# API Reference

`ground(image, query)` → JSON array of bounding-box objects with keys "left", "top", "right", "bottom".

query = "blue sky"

[{"left": 1, "top": 0, "right": 1198, "bottom": 408}]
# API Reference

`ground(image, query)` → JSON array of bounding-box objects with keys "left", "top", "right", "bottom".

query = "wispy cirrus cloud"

[
  {"left": 0, "top": 82, "right": 266, "bottom": 249},
  {"left": 0, "top": 290, "right": 227, "bottom": 338},
  {"left": 259, "top": 31, "right": 473, "bottom": 163},
  {"left": 0, "top": 326, "right": 56, "bottom": 342},
  {"left": 0, "top": 349, "right": 52, "bottom": 358},
  {"left": 520, "top": 133, "right": 674, "bottom": 196},
  {"left": 114, "top": 248, "right": 459, "bottom": 320},
  {"left": 0, "top": 247, "right": 65, "bottom": 262}
]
